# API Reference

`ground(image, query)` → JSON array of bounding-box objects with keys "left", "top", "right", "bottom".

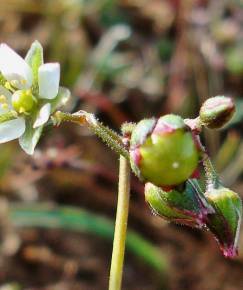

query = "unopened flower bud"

[
  {"left": 130, "top": 114, "right": 200, "bottom": 187},
  {"left": 199, "top": 96, "right": 235, "bottom": 129},
  {"left": 205, "top": 186, "right": 242, "bottom": 258},
  {"left": 145, "top": 181, "right": 213, "bottom": 228}
]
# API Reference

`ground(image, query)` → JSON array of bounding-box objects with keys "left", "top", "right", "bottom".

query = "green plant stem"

[
  {"left": 109, "top": 155, "right": 130, "bottom": 290},
  {"left": 53, "top": 111, "right": 133, "bottom": 289},
  {"left": 53, "top": 111, "right": 129, "bottom": 159}
]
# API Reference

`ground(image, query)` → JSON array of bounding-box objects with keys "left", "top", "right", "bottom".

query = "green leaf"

[
  {"left": 19, "top": 119, "right": 43, "bottom": 155},
  {"left": 25, "top": 40, "right": 44, "bottom": 87},
  {"left": 50, "top": 86, "right": 71, "bottom": 113}
]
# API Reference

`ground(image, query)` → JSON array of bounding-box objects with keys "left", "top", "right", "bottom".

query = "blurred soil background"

[{"left": 1, "top": 0, "right": 243, "bottom": 289}]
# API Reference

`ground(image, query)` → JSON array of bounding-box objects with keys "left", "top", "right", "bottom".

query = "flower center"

[{"left": 12, "top": 90, "right": 36, "bottom": 114}]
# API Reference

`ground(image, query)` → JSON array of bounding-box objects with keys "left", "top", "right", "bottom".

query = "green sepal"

[
  {"left": 130, "top": 118, "right": 156, "bottom": 148},
  {"left": 19, "top": 118, "right": 43, "bottom": 155},
  {"left": 156, "top": 114, "right": 185, "bottom": 131},
  {"left": 145, "top": 181, "right": 212, "bottom": 228},
  {"left": 129, "top": 118, "right": 156, "bottom": 181},
  {"left": 50, "top": 86, "right": 70, "bottom": 113},
  {"left": 25, "top": 40, "right": 44, "bottom": 88},
  {"left": 205, "top": 186, "right": 242, "bottom": 258}
]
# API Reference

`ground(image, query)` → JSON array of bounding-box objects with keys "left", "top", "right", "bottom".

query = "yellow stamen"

[
  {"left": 0, "top": 95, "right": 7, "bottom": 103},
  {"left": 4, "top": 82, "right": 15, "bottom": 93},
  {"left": 5, "top": 82, "right": 12, "bottom": 90},
  {"left": 10, "top": 80, "right": 19, "bottom": 88},
  {"left": 21, "top": 79, "right": 27, "bottom": 85}
]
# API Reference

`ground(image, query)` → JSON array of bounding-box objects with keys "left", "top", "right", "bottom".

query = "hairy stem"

[
  {"left": 53, "top": 111, "right": 129, "bottom": 159},
  {"left": 109, "top": 155, "right": 130, "bottom": 290},
  {"left": 53, "top": 111, "right": 132, "bottom": 289}
]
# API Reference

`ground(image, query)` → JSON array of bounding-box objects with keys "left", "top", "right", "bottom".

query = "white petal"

[
  {"left": 0, "top": 118, "right": 25, "bottom": 143},
  {"left": 0, "top": 44, "right": 32, "bottom": 89},
  {"left": 38, "top": 63, "right": 60, "bottom": 99},
  {"left": 33, "top": 103, "right": 51, "bottom": 128}
]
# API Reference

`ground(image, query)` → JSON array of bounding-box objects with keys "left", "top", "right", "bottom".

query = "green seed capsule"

[
  {"left": 12, "top": 90, "right": 36, "bottom": 114},
  {"left": 130, "top": 114, "right": 200, "bottom": 187},
  {"left": 205, "top": 186, "right": 242, "bottom": 258},
  {"left": 199, "top": 96, "right": 235, "bottom": 129}
]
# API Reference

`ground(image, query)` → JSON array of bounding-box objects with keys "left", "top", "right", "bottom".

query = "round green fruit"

[{"left": 130, "top": 114, "right": 199, "bottom": 187}]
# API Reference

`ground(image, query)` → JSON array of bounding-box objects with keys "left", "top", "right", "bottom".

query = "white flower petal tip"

[
  {"left": 33, "top": 103, "right": 51, "bottom": 128},
  {"left": 38, "top": 63, "right": 60, "bottom": 99},
  {"left": 0, "top": 44, "right": 32, "bottom": 89},
  {"left": 0, "top": 118, "right": 25, "bottom": 143}
]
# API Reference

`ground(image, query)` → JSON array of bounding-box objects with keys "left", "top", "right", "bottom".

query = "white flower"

[{"left": 0, "top": 41, "right": 70, "bottom": 154}]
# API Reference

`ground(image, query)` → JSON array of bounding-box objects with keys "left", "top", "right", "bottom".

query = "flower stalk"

[
  {"left": 109, "top": 155, "right": 130, "bottom": 290},
  {"left": 53, "top": 110, "right": 132, "bottom": 289},
  {"left": 52, "top": 110, "right": 131, "bottom": 289},
  {"left": 53, "top": 110, "right": 129, "bottom": 159}
]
